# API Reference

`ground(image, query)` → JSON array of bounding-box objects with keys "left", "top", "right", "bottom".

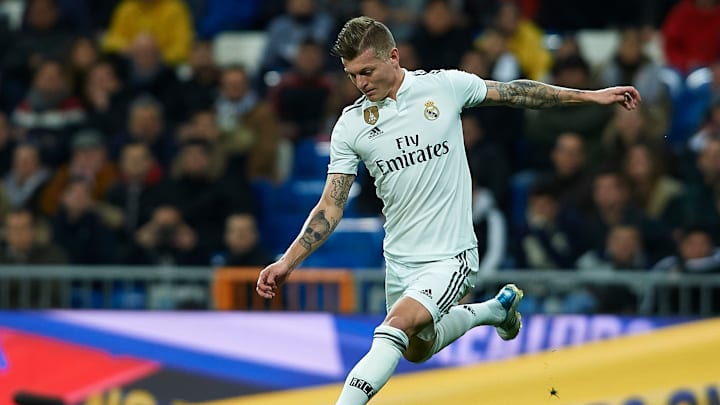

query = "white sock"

[
  {"left": 336, "top": 325, "right": 409, "bottom": 405},
  {"left": 424, "top": 300, "right": 506, "bottom": 361}
]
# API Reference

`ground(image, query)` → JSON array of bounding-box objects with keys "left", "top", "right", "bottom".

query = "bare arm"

[
  {"left": 256, "top": 173, "right": 355, "bottom": 298},
  {"left": 483, "top": 80, "right": 641, "bottom": 110},
  {"left": 289, "top": 173, "right": 354, "bottom": 266}
]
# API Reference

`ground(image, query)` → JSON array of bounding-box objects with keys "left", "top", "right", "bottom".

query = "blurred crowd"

[{"left": 0, "top": 0, "right": 719, "bottom": 313}]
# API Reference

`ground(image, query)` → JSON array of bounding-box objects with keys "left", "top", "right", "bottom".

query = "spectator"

[
  {"left": 211, "top": 213, "right": 273, "bottom": 267},
  {"left": 82, "top": 60, "right": 131, "bottom": 136},
  {"left": 662, "top": 0, "right": 720, "bottom": 74},
  {"left": 67, "top": 36, "right": 100, "bottom": 98},
  {"left": 12, "top": 59, "right": 86, "bottom": 166},
  {"left": 663, "top": 137, "right": 720, "bottom": 238},
  {"left": 260, "top": 0, "right": 334, "bottom": 74},
  {"left": 622, "top": 141, "right": 683, "bottom": 220},
  {"left": 576, "top": 223, "right": 647, "bottom": 314},
  {"left": 492, "top": 1, "right": 552, "bottom": 81},
  {"left": 462, "top": 115, "right": 510, "bottom": 273},
  {"left": 51, "top": 178, "right": 114, "bottom": 264},
  {"left": 688, "top": 93, "right": 720, "bottom": 154},
  {"left": 463, "top": 114, "right": 510, "bottom": 213},
  {"left": 125, "top": 205, "right": 206, "bottom": 265},
  {"left": 582, "top": 168, "right": 674, "bottom": 263},
  {"left": 654, "top": 225, "right": 720, "bottom": 273},
  {"left": 538, "top": 132, "right": 593, "bottom": 213},
  {"left": 172, "top": 110, "right": 226, "bottom": 181},
  {"left": 216, "top": 66, "right": 285, "bottom": 182},
  {"left": 121, "top": 34, "right": 183, "bottom": 120},
  {"left": 601, "top": 104, "right": 668, "bottom": 169},
  {"left": 526, "top": 54, "right": 613, "bottom": 170},
  {"left": 0, "top": 208, "right": 66, "bottom": 264},
  {"left": 474, "top": 27, "right": 521, "bottom": 83},
  {"left": 103, "top": 0, "right": 194, "bottom": 65},
  {"left": 511, "top": 181, "right": 580, "bottom": 270},
  {"left": 152, "top": 139, "right": 255, "bottom": 254},
  {"left": 2, "top": 143, "right": 50, "bottom": 212},
  {"left": 272, "top": 40, "right": 334, "bottom": 141},
  {"left": 106, "top": 142, "right": 164, "bottom": 250},
  {"left": 177, "top": 40, "right": 220, "bottom": 116},
  {"left": 110, "top": 95, "right": 176, "bottom": 169},
  {"left": 40, "top": 129, "right": 118, "bottom": 216},
  {"left": 577, "top": 223, "right": 649, "bottom": 271},
  {"left": 3, "top": 0, "right": 76, "bottom": 83},
  {"left": 597, "top": 27, "right": 669, "bottom": 116},
  {"left": 650, "top": 225, "right": 720, "bottom": 313},
  {"left": 410, "top": 0, "right": 473, "bottom": 70},
  {"left": 459, "top": 49, "right": 525, "bottom": 171}
]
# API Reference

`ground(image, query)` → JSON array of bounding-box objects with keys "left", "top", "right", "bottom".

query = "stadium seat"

[
  {"left": 303, "top": 218, "right": 385, "bottom": 269},
  {"left": 291, "top": 139, "right": 331, "bottom": 180},
  {"left": 213, "top": 31, "right": 267, "bottom": 75}
]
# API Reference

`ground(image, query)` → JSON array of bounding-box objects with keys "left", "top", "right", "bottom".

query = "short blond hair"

[{"left": 331, "top": 16, "right": 396, "bottom": 61}]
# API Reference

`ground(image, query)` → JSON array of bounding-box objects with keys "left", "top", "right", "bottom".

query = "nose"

[{"left": 356, "top": 76, "right": 368, "bottom": 91}]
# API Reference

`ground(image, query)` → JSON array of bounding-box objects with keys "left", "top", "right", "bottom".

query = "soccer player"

[{"left": 256, "top": 17, "right": 641, "bottom": 404}]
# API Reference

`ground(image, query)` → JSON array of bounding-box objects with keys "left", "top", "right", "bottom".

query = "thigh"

[
  {"left": 406, "top": 249, "right": 479, "bottom": 339},
  {"left": 384, "top": 258, "right": 406, "bottom": 314}
]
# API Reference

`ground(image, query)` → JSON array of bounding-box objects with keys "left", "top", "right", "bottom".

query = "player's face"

[{"left": 343, "top": 47, "right": 399, "bottom": 102}]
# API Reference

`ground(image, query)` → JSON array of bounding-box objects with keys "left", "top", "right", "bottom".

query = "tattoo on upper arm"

[
  {"left": 329, "top": 174, "right": 354, "bottom": 208},
  {"left": 299, "top": 210, "right": 339, "bottom": 250},
  {"left": 487, "top": 80, "right": 582, "bottom": 109}
]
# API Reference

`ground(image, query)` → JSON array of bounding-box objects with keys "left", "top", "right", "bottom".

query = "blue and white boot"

[{"left": 494, "top": 284, "right": 524, "bottom": 341}]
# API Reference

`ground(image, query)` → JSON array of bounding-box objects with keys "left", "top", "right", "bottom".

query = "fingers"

[
  {"left": 256, "top": 271, "right": 277, "bottom": 299},
  {"left": 621, "top": 87, "right": 641, "bottom": 111}
]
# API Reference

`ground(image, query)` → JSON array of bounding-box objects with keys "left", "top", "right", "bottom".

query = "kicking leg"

[{"left": 411, "top": 284, "right": 524, "bottom": 363}]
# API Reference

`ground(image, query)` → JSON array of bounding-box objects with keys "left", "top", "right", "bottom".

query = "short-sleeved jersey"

[{"left": 328, "top": 69, "right": 488, "bottom": 263}]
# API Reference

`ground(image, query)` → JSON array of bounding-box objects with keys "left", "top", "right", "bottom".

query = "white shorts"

[{"left": 385, "top": 248, "right": 479, "bottom": 340}]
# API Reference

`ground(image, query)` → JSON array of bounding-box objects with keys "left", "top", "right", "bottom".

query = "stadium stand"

[{"left": 0, "top": 0, "right": 719, "bottom": 316}]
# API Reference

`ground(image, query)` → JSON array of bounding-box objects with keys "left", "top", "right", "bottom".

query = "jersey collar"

[
  {"left": 368, "top": 68, "right": 413, "bottom": 107},
  {"left": 397, "top": 68, "right": 414, "bottom": 97}
]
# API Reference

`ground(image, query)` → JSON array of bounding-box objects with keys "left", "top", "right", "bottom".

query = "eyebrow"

[{"left": 344, "top": 66, "right": 375, "bottom": 75}]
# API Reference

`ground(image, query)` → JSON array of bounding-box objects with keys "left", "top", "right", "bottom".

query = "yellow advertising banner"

[{"left": 184, "top": 318, "right": 720, "bottom": 405}]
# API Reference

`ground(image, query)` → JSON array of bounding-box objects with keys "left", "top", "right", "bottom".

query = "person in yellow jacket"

[
  {"left": 103, "top": 0, "right": 194, "bottom": 65},
  {"left": 492, "top": 1, "right": 552, "bottom": 81}
]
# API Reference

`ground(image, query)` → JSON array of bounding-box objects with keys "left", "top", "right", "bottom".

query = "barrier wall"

[
  {"left": 219, "top": 318, "right": 720, "bottom": 405},
  {"left": 0, "top": 312, "right": 704, "bottom": 405}
]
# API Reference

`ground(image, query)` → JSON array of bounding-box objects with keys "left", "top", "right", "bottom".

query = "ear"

[{"left": 389, "top": 47, "right": 400, "bottom": 65}]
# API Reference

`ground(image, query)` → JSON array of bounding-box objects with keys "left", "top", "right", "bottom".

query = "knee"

[
  {"left": 403, "top": 348, "right": 431, "bottom": 364},
  {"left": 383, "top": 315, "right": 419, "bottom": 337}
]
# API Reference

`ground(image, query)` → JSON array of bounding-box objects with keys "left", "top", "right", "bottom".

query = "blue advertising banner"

[{"left": 0, "top": 312, "right": 696, "bottom": 405}]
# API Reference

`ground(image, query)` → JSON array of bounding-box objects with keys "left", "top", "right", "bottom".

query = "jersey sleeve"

[
  {"left": 443, "top": 69, "right": 488, "bottom": 108},
  {"left": 327, "top": 119, "right": 360, "bottom": 175}
]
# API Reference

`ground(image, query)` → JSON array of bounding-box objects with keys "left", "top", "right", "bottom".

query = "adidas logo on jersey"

[
  {"left": 419, "top": 289, "right": 433, "bottom": 299},
  {"left": 368, "top": 126, "right": 384, "bottom": 140}
]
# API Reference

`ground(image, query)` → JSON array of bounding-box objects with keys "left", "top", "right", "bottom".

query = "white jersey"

[{"left": 328, "top": 69, "right": 488, "bottom": 263}]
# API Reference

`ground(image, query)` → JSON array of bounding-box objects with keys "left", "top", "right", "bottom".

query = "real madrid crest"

[
  {"left": 363, "top": 106, "right": 379, "bottom": 125},
  {"left": 424, "top": 101, "right": 439, "bottom": 121}
]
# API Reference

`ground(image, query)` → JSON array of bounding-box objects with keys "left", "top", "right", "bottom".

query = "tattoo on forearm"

[
  {"left": 299, "top": 210, "right": 339, "bottom": 250},
  {"left": 330, "top": 175, "right": 353, "bottom": 208},
  {"left": 488, "top": 80, "right": 583, "bottom": 109}
]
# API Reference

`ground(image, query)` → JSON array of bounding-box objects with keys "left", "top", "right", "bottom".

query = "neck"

[{"left": 387, "top": 68, "right": 405, "bottom": 100}]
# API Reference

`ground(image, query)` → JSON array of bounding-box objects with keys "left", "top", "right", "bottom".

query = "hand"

[
  {"left": 256, "top": 261, "right": 292, "bottom": 299},
  {"left": 594, "top": 86, "right": 642, "bottom": 111}
]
